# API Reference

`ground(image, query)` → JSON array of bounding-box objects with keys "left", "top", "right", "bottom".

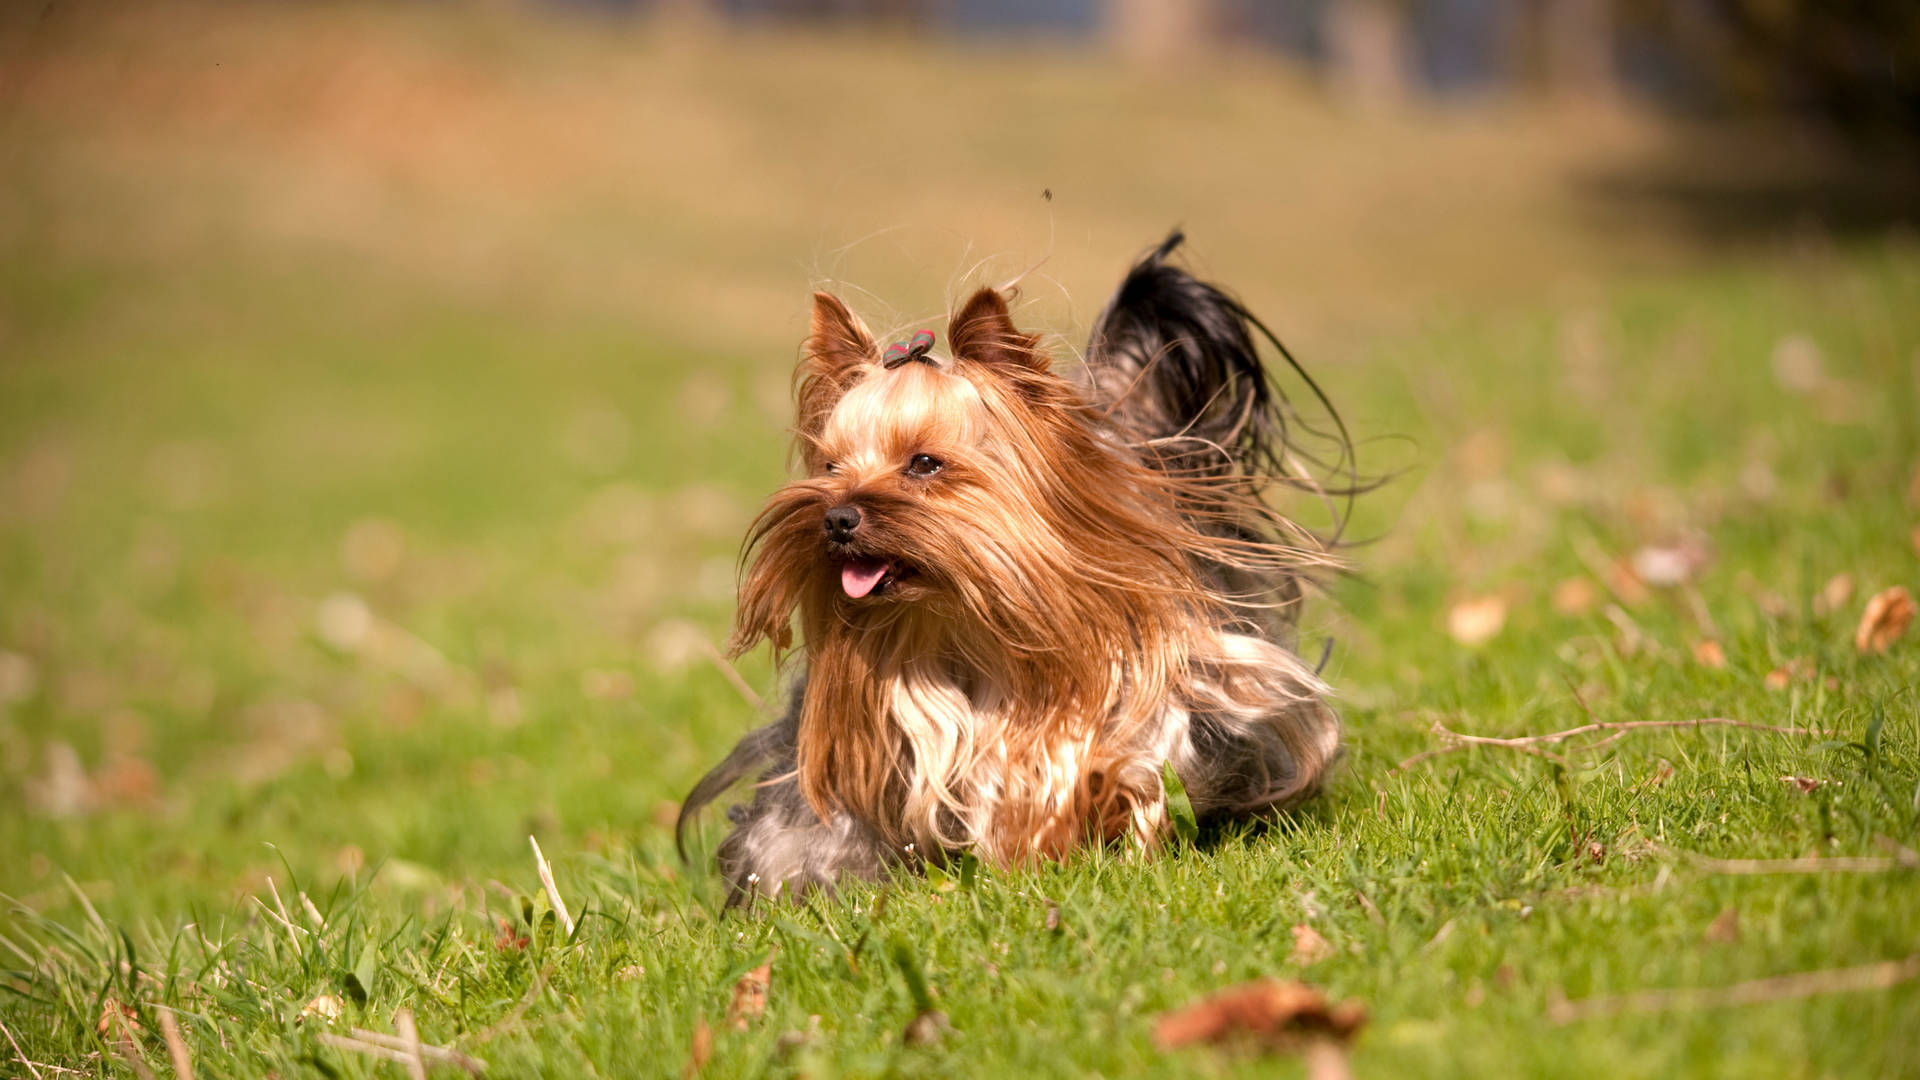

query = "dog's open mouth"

[{"left": 840, "top": 556, "right": 915, "bottom": 599}]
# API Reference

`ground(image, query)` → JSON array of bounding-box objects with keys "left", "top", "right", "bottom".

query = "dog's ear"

[
  {"left": 796, "top": 292, "right": 877, "bottom": 437},
  {"left": 948, "top": 287, "right": 1047, "bottom": 376}
]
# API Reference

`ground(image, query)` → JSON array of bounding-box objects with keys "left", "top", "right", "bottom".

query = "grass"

[{"left": 3, "top": 6, "right": 1920, "bottom": 1078}]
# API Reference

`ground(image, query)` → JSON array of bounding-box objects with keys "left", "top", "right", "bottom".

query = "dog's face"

[
  {"left": 732, "top": 287, "right": 1108, "bottom": 652},
  {"left": 805, "top": 355, "right": 984, "bottom": 605}
]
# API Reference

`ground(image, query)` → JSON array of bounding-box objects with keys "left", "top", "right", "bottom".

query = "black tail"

[
  {"left": 1083, "top": 231, "right": 1356, "bottom": 519},
  {"left": 673, "top": 713, "right": 794, "bottom": 862}
]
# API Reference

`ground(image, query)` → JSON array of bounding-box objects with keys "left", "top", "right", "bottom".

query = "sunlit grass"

[{"left": 2, "top": 7, "right": 1918, "bottom": 1077}]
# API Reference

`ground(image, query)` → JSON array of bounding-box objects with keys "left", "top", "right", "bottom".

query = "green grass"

[
  {"left": 2, "top": 231, "right": 1917, "bottom": 1077},
  {"left": 2, "top": 10, "right": 1920, "bottom": 1076}
]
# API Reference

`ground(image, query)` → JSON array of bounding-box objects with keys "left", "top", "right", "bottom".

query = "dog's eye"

[
  {"left": 823, "top": 462, "right": 839, "bottom": 476},
  {"left": 906, "top": 453, "right": 944, "bottom": 477}
]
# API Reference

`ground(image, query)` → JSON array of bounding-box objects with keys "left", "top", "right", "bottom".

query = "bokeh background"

[{"left": 2, "top": 0, "right": 1918, "bottom": 995}]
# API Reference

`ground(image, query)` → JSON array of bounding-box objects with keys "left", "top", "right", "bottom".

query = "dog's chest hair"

[{"left": 876, "top": 641, "right": 1233, "bottom": 860}]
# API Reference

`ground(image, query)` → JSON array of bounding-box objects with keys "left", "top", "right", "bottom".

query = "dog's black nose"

[{"left": 824, "top": 505, "right": 862, "bottom": 543}]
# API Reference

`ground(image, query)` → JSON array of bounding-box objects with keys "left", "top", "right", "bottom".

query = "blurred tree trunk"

[
  {"left": 1541, "top": 0, "right": 1620, "bottom": 104},
  {"left": 1106, "top": 0, "right": 1215, "bottom": 64},
  {"left": 1326, "top": 0, "right": 1411, "bottom": 109}
]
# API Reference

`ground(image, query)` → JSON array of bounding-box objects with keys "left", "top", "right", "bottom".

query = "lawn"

[{"left": 2, "top": 6, "right": 1918, "bottom": 1078}]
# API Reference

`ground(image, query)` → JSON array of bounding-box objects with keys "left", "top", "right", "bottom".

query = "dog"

[{"left": 678, "top": 232, "right": 1348, "bottom": 904}]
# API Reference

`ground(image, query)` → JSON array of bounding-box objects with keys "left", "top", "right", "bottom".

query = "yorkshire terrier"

[{"left": 679, "top": 232, "right": 1347, "bottom": 903}]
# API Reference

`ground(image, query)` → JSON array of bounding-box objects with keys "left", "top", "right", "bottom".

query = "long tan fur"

[{"left": 730, "top": 288, "right": 1337, "bottom": 865}]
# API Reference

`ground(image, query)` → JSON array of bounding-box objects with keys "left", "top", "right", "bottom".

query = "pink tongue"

[{"left": 841, "top": 557, "right": 891, "bottom": 598}]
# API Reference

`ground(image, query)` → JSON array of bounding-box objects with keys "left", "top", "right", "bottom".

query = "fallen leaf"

[
  {"left": 903, "top": 1009, "right": 949, "bottom": 1046},
  {"left": 1290, "top": 924, "right": 1333, "bottom": 967},
  {"left": 1446, "top": 595, "right": 1507, "bottom": 647},
  {"left": 1634, "top": 760, "right": 1675, "bottom": 792},
  {"left": 580, "top": 668, "right": 636, "bottom": 701},
  {"left": 1631, "top": 538, "right": 1711, "bottom": 588},
  {"left": 494, "top": 917, "right": 529, "bottom": 952},
  {"left": 1704, "top": 907, "right": 1741, "bottom": 944},
  {"left": 1814, "top": 573, "right": 1854, "bottom": 616},
  {"left": 728, "top": 961, "right": 772, "bottom": 1030},
  {"left": 1690, "top": 640, "right": 1727, "bottom": 668},
  {"left": 298, "top": 994, "right": 345, "bottom": 1024},
  {"left": 0, "top": 650, "right": 36, "bottom": 705},
  {"left": 98, "top": 997, "right": 139, "bottom": 1035},
  {"left": 1586, "top": 841, "right": 1606, "bottom": 863},
  {"left": 1763, "top": 657, "right": 1814, "bottom": 691},
  {"left": 340, "top": 518, "right": 407, "bottom": 583},
  {"left": 93, "top": 753, "right": 160, "bottom": 807},
  {"left": 1778, "top": 776, "right": 1832, "bottom": 794},
  {"left": 25, "top": 741, "right": 93, "bottom": 818},
  {"left": 1153, "top": 979, "right": 1367, "bottom": 1051},
  {"left": 1771, "top": 333, "right": 1824, "bottom": 393},
  {"left": 683, "top": 1018, "right": 711, "bottom": 1079},
  {"left": 1856, "top": 587, "right": 1915, "bottom": 653},
  {"left": 1551, "top": 578, "right": 1598, "bottom": 616}
]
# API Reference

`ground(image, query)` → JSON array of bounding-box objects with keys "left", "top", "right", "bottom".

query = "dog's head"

[{"left": 730, "top": 287, "right": 1209, "bottom": 661}]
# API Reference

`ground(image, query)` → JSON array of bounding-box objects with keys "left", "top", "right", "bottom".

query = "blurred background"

[{"left": 0, "top": 0, "right": 1915, "bottom": 901}]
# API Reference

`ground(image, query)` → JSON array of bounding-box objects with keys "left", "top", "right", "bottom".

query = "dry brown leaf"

[
  {"left": 1690, "top": 641, "right": 1727, "bottom": 668},
  {"left": 1608, "top": 559, "right": 1651, "bottom": 606},
  {"left": 0, "top": 650, "right": 36, "bottom": 705},
  {"left": 580, "top": 668, "right": 636, "bottom": 701},
  {"left": 682, "top": 1018, "right": 711, "bottom": 1079},
  {"left": 903, "top": 1009, "right": 949, "bottom": 1046},
  {"left": 728, "top": 961, "right": 771, "bottom": 1031},
  {"left": 1447, "top": 595, "right": 1507, "bottom": 647},
  {"left": 340, "top": 518, "right": 407, "bottom": 582},
  {"left": 298, "top": 994, "right": 345, "bottom": 1024},
  {"left": 1552, "top": 578, "right": 1598, "bottom": 616},
  {"left": 1290, "top": 924, "right": 1333, "bottom": 967},
  {"left": 1635, "top": 760, "right": 1676, "bottom": 792},
  {"left": 1779, "top": 776, "right": 1831, "bottom": 794},
  {"left": 1631, "top": 539, "right": 1711, "bottom": 588},
  {"left": 1763, "top": 657, "right": 1814, "bottom": 691},
  {"left": 1814, "top": 573, "right": 1854, "bottom": 617},
  {"left": 1153, "top": 979, "right": 1367, "bottom": 1051},
  {"left": 1855, "top": 587, "right": 1915, "bottom": 654},
  {"left": 1705, "top": 907, "right": 1741, "bottom": 944},
  {"left": 1771, "top": 334, "right": 1825, "bottom": 392},
  {"left": 98, "top": 997, "right": 140, "bottom": 1035}
]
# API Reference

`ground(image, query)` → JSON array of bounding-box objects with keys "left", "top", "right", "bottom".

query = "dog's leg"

[
  {"left": 1176, "top": 634, "right": 1342, "bottom": 821},
  {"left": 716, "top": 759, "right": 896, "bottom": 905},
  {"left": 680, "top": 685, "right": 899, "bottom": 906}
]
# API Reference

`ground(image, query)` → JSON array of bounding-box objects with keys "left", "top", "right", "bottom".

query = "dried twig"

[
  {"left": 1551, "top": 954, "right": 1920, "bottom": 1023},
  {"left": 259, "top": 877, "right": 305, "bottom": 958},
  {"left": 0, "top": 1016, "right": 45, "bottom": 1080},
  {"left": 157, "top": 1009, "right": 195, "bottom": 1080},
  {"left": 1666, "top": 844, "right": 1920, "bottom": 875},
  {"left": 395, "top": 1008, "right": 428, "bottom": 1080},
  {"left": 1394, "top": 717, "right": 1825, "bottom": 773},
  {"left": 528, "top": 837, "right": 575, "bottom": 939},
  {"left": 317, "top": 1031, "right": 487, "bottom": 1075},
  {"left": 701, "top": 639, "right": 765, "bottom": 712}
]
